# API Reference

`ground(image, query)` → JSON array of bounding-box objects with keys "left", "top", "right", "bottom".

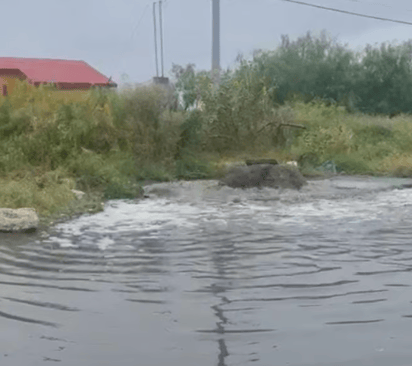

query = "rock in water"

[
  {"left": 0, "top": 208, "right": 39, "bottom": 233},
  {"left": 221, "top": 164, "right": 307, "bottom": 190}
]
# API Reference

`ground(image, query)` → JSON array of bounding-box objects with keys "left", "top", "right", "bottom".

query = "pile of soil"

[{"left": 220, "top": 164, "right": 307, "bottom": 190}]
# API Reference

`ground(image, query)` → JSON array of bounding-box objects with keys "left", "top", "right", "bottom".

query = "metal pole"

[
  {"left": 212, "top": 0, "right": 220, "bottom": 83},
  {"left": 153, "top": 2, "right": 159, "bottom": 77},
  {"left": 159, "top": 0, "right": 165, "bottom": 78}
]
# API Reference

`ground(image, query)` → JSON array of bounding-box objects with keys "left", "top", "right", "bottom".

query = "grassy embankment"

[{"left": 1, "top": 75, "right": 412, "bottom": 229}]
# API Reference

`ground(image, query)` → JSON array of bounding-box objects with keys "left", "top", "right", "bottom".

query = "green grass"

[{"left": 0, "top": 171, "right": 75, "bottom": 217}]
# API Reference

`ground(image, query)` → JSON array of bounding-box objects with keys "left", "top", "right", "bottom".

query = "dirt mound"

[{"left": 220, "top": 164, "right": 307, "bottom": 190}]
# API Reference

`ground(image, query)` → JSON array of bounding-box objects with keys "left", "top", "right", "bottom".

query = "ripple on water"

[{"left": 1, "top": 178, "right": 412, "bottom": 365}]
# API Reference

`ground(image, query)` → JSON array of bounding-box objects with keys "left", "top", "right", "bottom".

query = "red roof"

[{"left": 0, "top": 57, "right": 116, "bottom": 87}]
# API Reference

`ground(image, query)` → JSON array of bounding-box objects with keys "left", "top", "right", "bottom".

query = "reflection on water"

[{"left": 1, "top": 177, "right": 412, "bottom": 365}]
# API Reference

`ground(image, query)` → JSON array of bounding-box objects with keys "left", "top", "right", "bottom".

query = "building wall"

[
  {"left": 0, "top": 75, "right": 21, "bottom": 95},
  {"left": 0, "top": 78, "right": 90, "bottom": 102},
  {"left": 0, "top": 75, "right": 112, "bottom": 102}
]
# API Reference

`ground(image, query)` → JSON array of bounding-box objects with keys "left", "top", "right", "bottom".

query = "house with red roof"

[{"left": 0, "top": 57, "right": 117, "bottom": 96}]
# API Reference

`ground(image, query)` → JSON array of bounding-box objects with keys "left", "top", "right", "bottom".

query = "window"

[{"left": 2, "top": 85, "right": 7, "bottom": 97}]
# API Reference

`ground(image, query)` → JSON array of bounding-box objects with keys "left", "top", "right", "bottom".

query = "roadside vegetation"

[{"left": 2, "top": 30, "right": 412, "bottom": 226}]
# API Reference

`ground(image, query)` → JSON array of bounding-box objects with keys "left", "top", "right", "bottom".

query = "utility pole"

[
  {"left": 212, "top": 0, "right": 220, "bottom": 83},
  {"left": 152, "top": 1, "right": 169, "bottom": 87},
  {"left": 153, "top": 2, "right": 159, "bottom": 77},
  {"left": 159, "top": 0, "right": 165, "bottom": 77}
]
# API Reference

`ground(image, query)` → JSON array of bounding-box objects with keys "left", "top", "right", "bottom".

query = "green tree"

[{"left": 354, "top": 41, "right": 412, "bottom": 115}]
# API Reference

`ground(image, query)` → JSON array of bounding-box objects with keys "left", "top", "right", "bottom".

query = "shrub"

[
  {"left": 294, "top": 124, "right": 353, "bottom": 160},
  {"left": 175, "top": 110, "right": 204, "bottom": 158},
  {"left": 332, "top": 154, "right": 373, "bottom": 174},
  {"left": 103, "top": 179, "right": 143, "bottom": 199},
  {"left": 175, "top": 155, "right": 212, "bottom": 180}
]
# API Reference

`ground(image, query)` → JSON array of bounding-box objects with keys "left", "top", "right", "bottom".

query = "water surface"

[{"left": 1, "top": 176, "right": 412, "bottom": 365}]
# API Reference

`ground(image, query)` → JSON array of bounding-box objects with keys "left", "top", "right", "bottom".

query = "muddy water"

[{"left": 2, "top": 176, "right": 412, "bottom": 366}]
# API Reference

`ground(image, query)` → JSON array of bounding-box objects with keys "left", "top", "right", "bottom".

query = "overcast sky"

[{"left": 4, "top": 0, "right": 412, "bottom": 85}]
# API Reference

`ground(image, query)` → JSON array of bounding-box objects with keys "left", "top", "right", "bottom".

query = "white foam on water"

[
  {"left": 48, "top": 198, "right": 222, "bottom": 249},
  {"left": 269, "top": 187, "right": 412, "bottom": 227},
  {"left": 51, "top": 237, "right": 79, "bottom": 248},
  {"left": 95, "top": 236, "right": 116, "bottom": 250},
  {"left": 46, "top": 179, "right": 412, "bottom": 249}
]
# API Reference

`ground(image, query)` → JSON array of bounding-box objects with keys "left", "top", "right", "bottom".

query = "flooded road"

[{"left": 2, "top": 176, "right": 412, "bottom": 365}]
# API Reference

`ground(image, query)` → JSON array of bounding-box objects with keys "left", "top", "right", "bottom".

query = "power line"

[
  {"left": 332, "top": 0, "right": 412, "bottom": 13},
  {"left": 130, "top": 4, "right": 150, "bottom": 40},
  {"left": 120, "top": 3, "right": 150, "bottom": 58},
  {"left": 282, "top": 0, "right": 412, "bottom": 25}
]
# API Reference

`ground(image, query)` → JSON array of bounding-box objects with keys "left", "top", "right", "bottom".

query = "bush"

[
  {"left": 134, "top": 163, "right": 174, "bottom": 182},
  {"left": 175, "top": 110, "right": 204, "bottom": 158},
  {"left": 119, "top": 85, "right": 180, "bottom": 161},
  {"left": 103, "top": 179, "right": 143, "bottom": 199},
  {"left": 294, "top": 123, "right": 353, "bottom": 160},
  {"left": 332, "top": 154, "right": 373, "bottom": 174},
  {"left": 181, "top": 62, "right": 279, "bottom": 154},
  {"left": 175, "top": 155, "right": 212, "bottom": 180}
]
